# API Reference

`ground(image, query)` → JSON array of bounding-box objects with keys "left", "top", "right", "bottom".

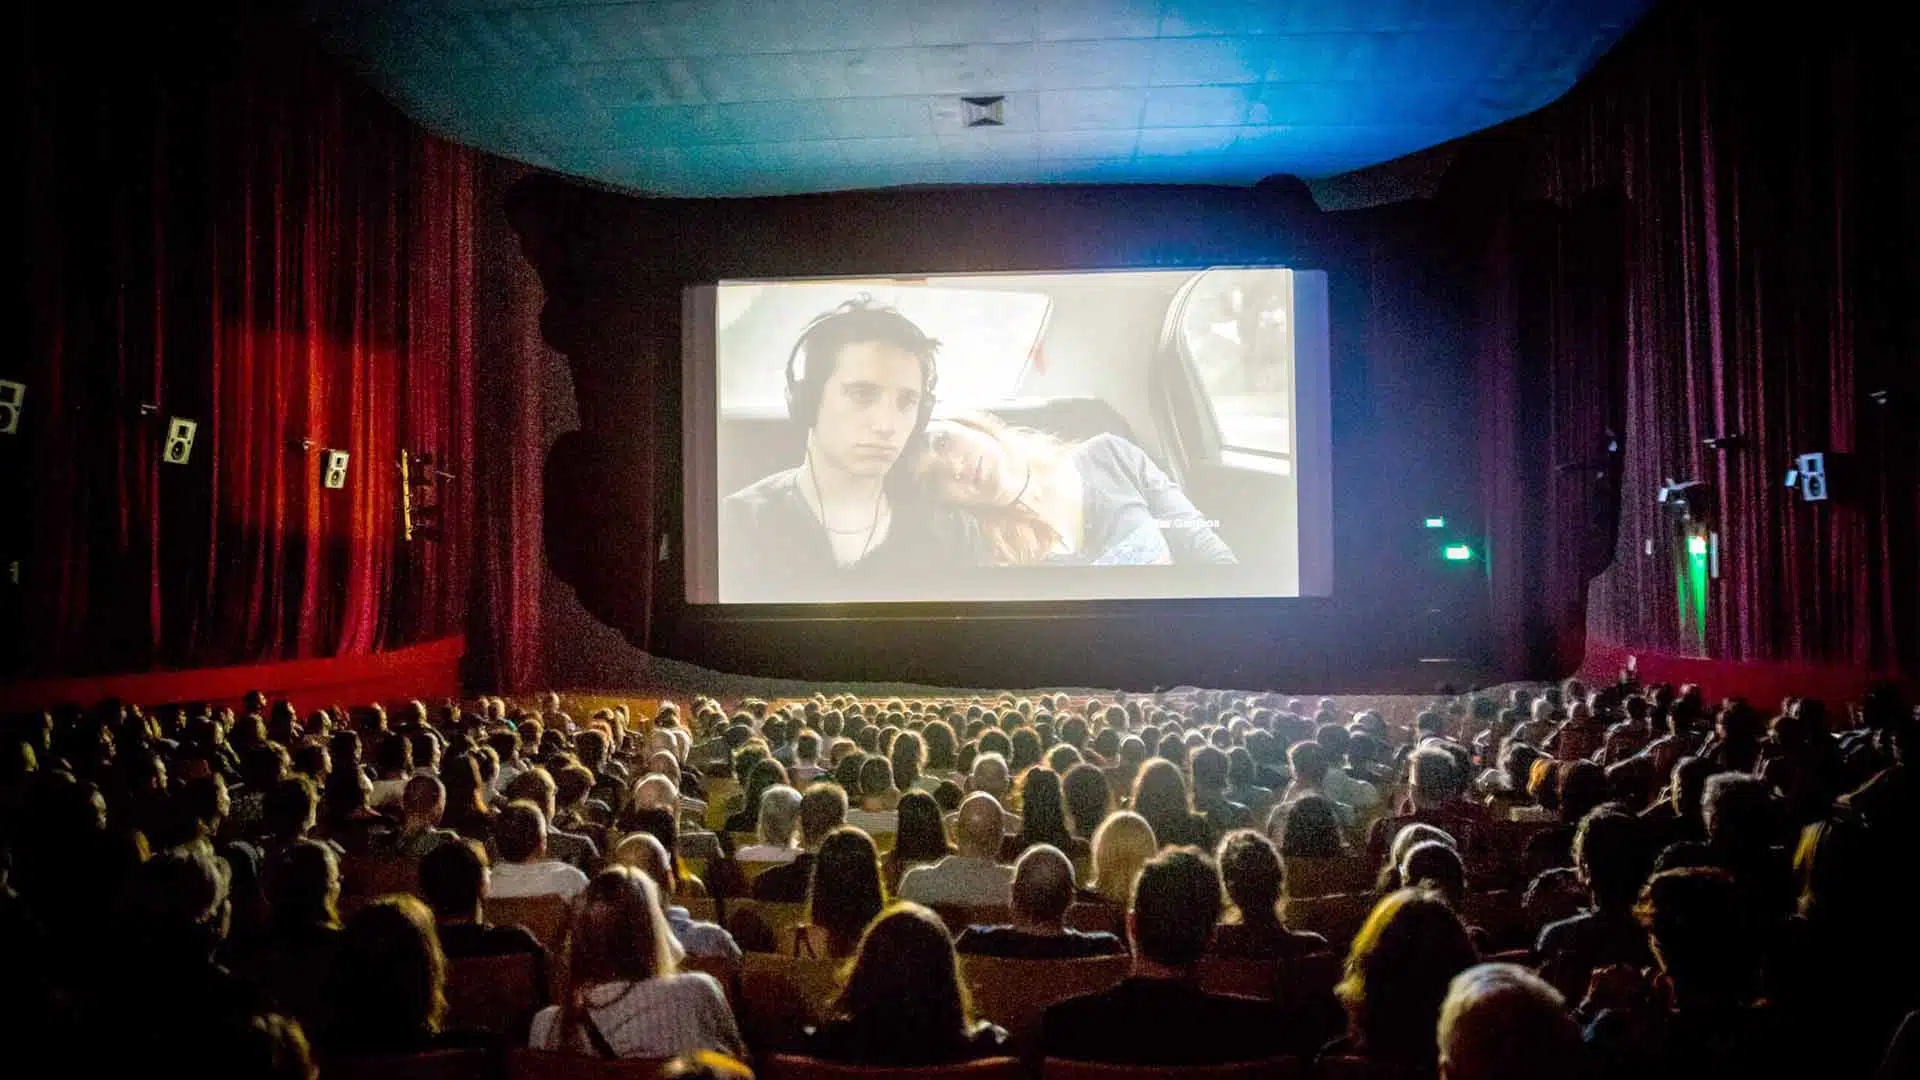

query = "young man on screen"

[{"left": 720, "top": 298, "right": 981, "bottom": 599}]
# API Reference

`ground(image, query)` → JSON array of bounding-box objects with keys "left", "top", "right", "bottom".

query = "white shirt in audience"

[
  {"left": 488, "top": 858, "right": 589, "bottom": 901},
  {"left": 734, "top": 843, "right": 799, "bottom": 864},
  {"left": 529, "top": 973, "right": 744, "bottom": 1059},
  {"left": 845, "top": 809, "right": 899, "bottom": 836},
  {"left": 369, "top": 778, "right": 408, "bottom": 809},
  {"left": 789, "top": 763, "right": 825, "bottom": 785},
  {"left": 898, "top": 854, "right": 1014, "bottom": 909}
]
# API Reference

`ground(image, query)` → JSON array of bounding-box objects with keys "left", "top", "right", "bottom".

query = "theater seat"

[
  {"left": 959, "top": 955, "right": 1131, "bottom": 1053},
  {"left": 763, "top": 1055, "right": 1025, "bottom": 1080},
  {"left": 738, "top": 954, "right": 841, "bottom": 1053},
  {"left": 1042, "top": 1057, "right": 1302, "bottom": 1080},
  {"left": 339, "top": 856, "right": 420, "bottom": 908},
  {"left": 445, "top": 953, "right": 546, "bottom": 1040},
  {"left": 506, "top": 1049, "right": 672, "bottom": 1080},
  {"left": 726, "top": 901, "right": 810, "bottom": 954},
  {"left": 1314, "top": 1057, "right": 1428, "bottom": 1080},
  {"left": 338, "top": 1048, "right": 496, "bottom": 1080},
  {"left": 487, "top": 895, "right": 572, "bottom": 952}
]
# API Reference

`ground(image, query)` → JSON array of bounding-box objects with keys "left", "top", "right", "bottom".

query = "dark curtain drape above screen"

[
  {"left": 1483, "top": 0, "right": 1920, "bottom": 671},
  {"left": 9, "top": 3, "right": 507, "bottom": 680}
]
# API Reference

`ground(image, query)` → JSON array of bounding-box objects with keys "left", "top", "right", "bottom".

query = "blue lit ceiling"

[{"left": 298, "top": 0, "right": 1651, "bottom": 196}]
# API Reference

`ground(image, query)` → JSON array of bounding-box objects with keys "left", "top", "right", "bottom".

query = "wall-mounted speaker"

[
  {"left": 0, "top": 380, "right": 24, "bottom": 435},
  {"left": 164, "top": 418, "right": 198, "bottom": 464},
  {"left": 323, "top": 450, "right": 351, "bottom": 489},
  {"left": 1795, "top": 452, "right": 1828, "bottom": 502}
]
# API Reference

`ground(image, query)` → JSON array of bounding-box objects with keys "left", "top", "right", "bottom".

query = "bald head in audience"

[
  {"left": 955, "top": 791, "right": 1007, "bottom": 858},
  {"left": 1438, "top": 963, "right": 1580, "bottom": 1080},
  {"left": 1010, "top": 844, "right": 1076, "bottom": 931}
]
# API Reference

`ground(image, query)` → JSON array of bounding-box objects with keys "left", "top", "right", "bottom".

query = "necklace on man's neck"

[{"left": 805, "top": 450, "right": 885, "bottom": 561}]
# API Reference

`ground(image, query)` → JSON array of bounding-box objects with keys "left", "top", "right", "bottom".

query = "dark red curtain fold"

[
  {"left": 1478, "top": 0, "right": 1920, "bottom": 672},
  {"left": 12, "top": 4, "right": 485, "bottom": 679}
]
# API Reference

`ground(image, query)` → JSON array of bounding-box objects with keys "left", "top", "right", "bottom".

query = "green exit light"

[
  {"left": 1424, "top": 517, "right": 1447, "bottom": 529},
  {"left": 1444, "top": 544, "right": 1474, "bottom": 561},
  {"left": 1687, "top": 535, "right": 1709, "bottom": 556}
]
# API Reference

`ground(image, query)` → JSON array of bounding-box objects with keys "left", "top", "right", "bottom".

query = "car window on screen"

[
  {"left": 1177, "top": 269, "right": 1295, "bottom": 463},
  {"left": 717, "top": 282, "right": 1050, "bottom": 412}
]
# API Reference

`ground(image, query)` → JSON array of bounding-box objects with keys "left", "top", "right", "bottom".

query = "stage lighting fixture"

[{"left": 1687, "top": 535, "right": 1709, "bottom": 556}]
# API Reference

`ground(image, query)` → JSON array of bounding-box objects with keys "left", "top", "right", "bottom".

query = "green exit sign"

[{"left": 1444, "top": 544, "right": 1474, "bottom": 561}]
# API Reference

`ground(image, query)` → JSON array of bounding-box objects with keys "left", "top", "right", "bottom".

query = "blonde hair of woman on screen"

[{"left": 912, "top": 410, "right": 1236, "bottom": 567}]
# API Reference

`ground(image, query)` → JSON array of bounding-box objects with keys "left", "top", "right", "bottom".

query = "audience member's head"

[
  {"left": 495, "top": 800, "right": 549, "bottom": 864},
  {"left": 266, "top": 838, "right": 341, "bottom": 933},
  {"left": 329, "top": 896, "right": 447, "bottom": 1053},
  {"left": 1009, "top": 844, "right": 1076, "bottom": 928},
  {"left": 1131, "top": 759, "right": 1193, "bottom": 841},
  {"left": 809, "top": 827, "right": 885, "bottom": 959},
  {"left": 1217, "top": 829, "right": 1286, "bottom": 924},
  {"left": 888, "top": 789, "right": 951, "bottom": 867},
  {"left": 798, "top": 782, "right": 850, "bottom": 851},
  {"left": 954, "top": 791, "right": 1007, "bottom": 859},
  {"left": 1338, "top": 888, "right": 1479, "bottom": 1064},
  {"left": 400, "top": 774, "right": 445, "bottom": 826},
  {"left": 1574, "top": 808, "right": 1646, "bottom": 911},
  {"left": 830, "top": 904, "right": 978, "bottom": 1053},
  {"left": 1409, "top": 748, "right": 1460, "bottom": 808},
  {"left": 555, "top": 868, "right": 678, "bottom": 1043},
  {"left": 1016, "top": 766, "right": 1071, "bottom": 847},
  {"left": 1090, "top": 811, "right": 1158, "bottom": 906},
  {"left": 1400, "top": 840, "right": 1468, "bottom": 910},
  {"left": 1128, "top": 847, "right": 1221, "bottom": 971},
  {"left": 1702, "top": 772, "right": 1773, "bottom": 854},
  {"left": 754, "top": 785, "right": 802, "bottom": 849},
  {"left": 1636, "top": 867, "right": 1754, "bottom": 1005},
  {"left": 1273, "top": 794, "right": 1347, "bottom": 859},
  {"left": 1062, "top": 763, "right": 1111, "bottom": 839},
  {"left": 419, "top": 839, "right": 489, "bottom": 924},
  {"left": 1438, "top": 963, "right": 1580, "bottom": 1080}
]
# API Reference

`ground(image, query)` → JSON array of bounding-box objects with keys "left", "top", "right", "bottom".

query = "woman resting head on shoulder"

[
  {"left": 913, "top": 411, "right": 1236, "bottom": 567},
  {"left": 802, "top": 902, "right": 1008, "bottom": 1066}
]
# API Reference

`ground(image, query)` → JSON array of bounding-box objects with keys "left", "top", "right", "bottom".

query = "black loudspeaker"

[
  {"left": 322, "top": 450, "right": 351, "bottom": 489},
  {"left": 0, "top": 380, "right": 23, "bottom": 435},
  {"left": 163, "top": 418, "right": 197, "bottom": 464}
]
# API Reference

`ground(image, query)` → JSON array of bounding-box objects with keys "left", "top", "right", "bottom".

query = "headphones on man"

[{"left": 783, "top": 295, "right": 940, "bottom": 439}]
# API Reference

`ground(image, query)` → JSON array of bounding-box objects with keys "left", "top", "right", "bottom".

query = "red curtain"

[
  {"left": 12, "top": 4, "right": 482, "bottom": 679},
  {"left": 467, "top": 158, "right": 550, "bottom": 693},
  {"left": 1469, "top": 0, "right": 1920, "bottom": 674}
]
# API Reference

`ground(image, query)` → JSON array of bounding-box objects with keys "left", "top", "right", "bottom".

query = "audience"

[
  {"left": 529, "top": 867, "right": 744, "bottom": 1059},
  {"left": 9, "top": 679, "right": 1912, "bottom": 1078},
  {"left": 956, "top": 845, "right": 1124, "bottom": 958},
  {"left": 1043, "top": 847, "right": 1292, "bottom": 1065},
  {"left": 802, "top": 904, "right": 1009, "bottom": 1065}
]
